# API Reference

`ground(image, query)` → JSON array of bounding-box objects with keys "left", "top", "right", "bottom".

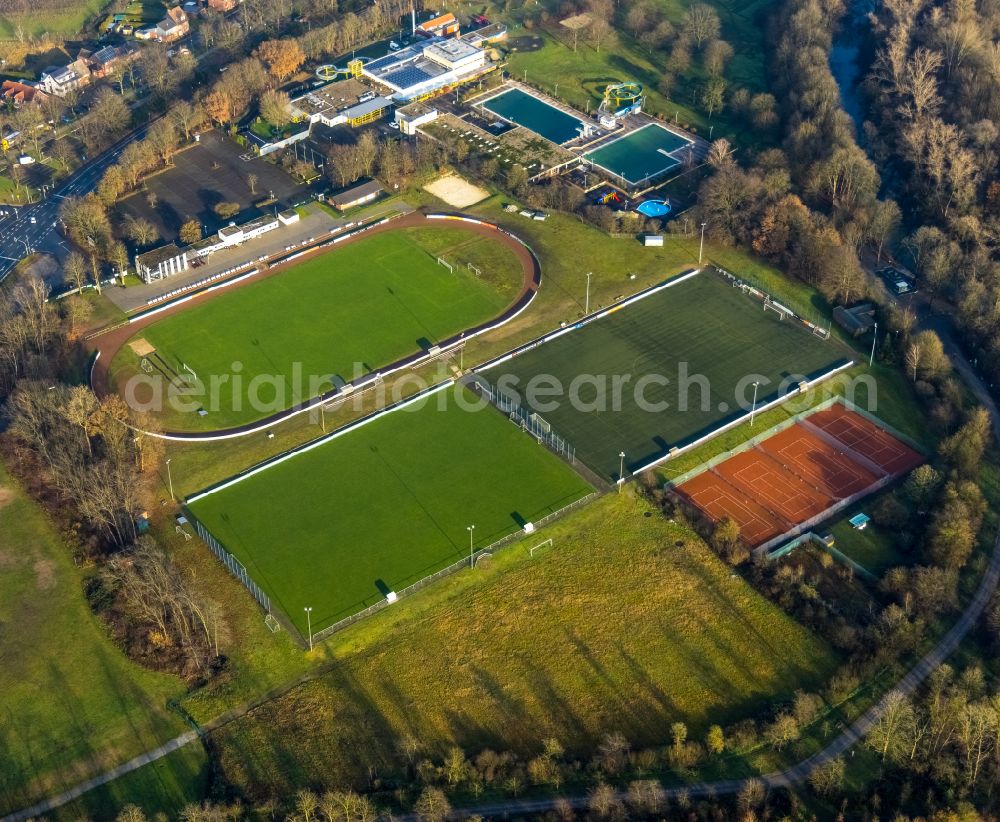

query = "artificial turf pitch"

[
  {"left": 186, "top": 389, "right": 592, "bottom": 636},
  {"left": 111, "top": 228, "right": 517, "bottom": 428},
  {"left": 485, "top": 272, "right": 850, "bottom": 481}
]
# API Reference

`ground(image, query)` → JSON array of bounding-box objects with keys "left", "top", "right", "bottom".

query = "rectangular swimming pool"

[
  {"left": 584, "top": 124, "right": 693, "bottom": 185},
  {"left": 479, "top": 87, "right": 586, "bottom": 145}
]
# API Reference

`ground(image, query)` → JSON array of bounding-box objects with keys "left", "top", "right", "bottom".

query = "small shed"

[
  {"left": 643, "top": 234, "right": 664, "bottom": 247},
  {"left": 833, "top": 303, "right": 876, "bottom": 338},
  {"left": 849, "top": 513, "right": 870, "bottom": 530}
]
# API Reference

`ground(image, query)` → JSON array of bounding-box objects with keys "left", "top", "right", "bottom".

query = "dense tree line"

[
  {"left": 862, "top": 0, "right": 1000, "bottom": 387},
  {"left": 0, "top": 275, "right": 223, "bottom": 678}
]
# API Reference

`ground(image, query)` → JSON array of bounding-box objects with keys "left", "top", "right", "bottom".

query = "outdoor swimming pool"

[
  {"left": 636, "top": 199, "right": 671, "bottom": 218},
  {"left": 479, "top": 87, "right": 587, "bottom": 145},
  {"left": 584, "top": 124, "right": 693, "bottom": 185}
]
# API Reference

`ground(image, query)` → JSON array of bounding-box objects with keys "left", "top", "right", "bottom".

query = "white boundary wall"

[
  {"left": 476, "top": 268, "right": 701, "bottom": 374},
  {"left": 186, "top": 380, "right": 454, "bottom": 504}
]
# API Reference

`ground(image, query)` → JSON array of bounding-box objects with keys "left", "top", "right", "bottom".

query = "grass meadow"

[
  {"left": 109, "top": 227, "right": 521, "bottom": 430},
  {"left": 199, "top": 490, "right": 840, "bottom": 802},
  {"left": 0, "top": 459, "right": 188, "bottom": 816},
  {"left": 187, "top": 388, "right": 592, "bottom": 636},
  {"left": 0, "top": 0, "right": 109, "bottom": 38}
]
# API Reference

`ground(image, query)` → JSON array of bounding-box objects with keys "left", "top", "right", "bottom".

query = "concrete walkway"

[{"left": 0, "top": 732, "right": 199, "bottom": 822}]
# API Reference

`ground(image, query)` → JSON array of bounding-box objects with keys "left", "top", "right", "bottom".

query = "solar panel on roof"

[
  {"left": 365, "top": 52, "right": 405, "bottom": 71},
  {"left": 383, "top": 65, "right": 433, "bottom": 88}
]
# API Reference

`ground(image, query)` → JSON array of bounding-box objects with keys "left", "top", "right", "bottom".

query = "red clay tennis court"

[
  {"left": 675, "top": 405, "right": 922, "bottom": 548},
  {"left": 714, "top": 448, "right": 833, "bottom": 524},
  {"left": 679, "top": 470, "right": 788, "bottom": 545},
  {"left": 806, "top": 404, "right": 924, "bottom": 475},
  {"left": 757, "top": 425, "right": 880, "bottom": 498}
]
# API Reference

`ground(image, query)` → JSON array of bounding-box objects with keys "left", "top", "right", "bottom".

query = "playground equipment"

[
  {"left": 600, "top": 81, "right": 644, "bottom": 119},
  {"left": 315, "top": 59, "right": 365, "bottom": 81}
]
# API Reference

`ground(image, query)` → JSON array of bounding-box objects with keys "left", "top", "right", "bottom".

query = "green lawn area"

[
  {"left": 200, "top": 489, "right": 839, "bottom": 802},
  {"left": 505, "top": 0, "right": 772, "bottom": 144},
  {"left": 0, "top": 0, "right": 109, "bottom": 38},
  {"left": 829, "top": 517, "right": 908, "bottom": 575},
  {"left": 487, "top": 270, "right": 850, "bottom": 480},
  {"left": 51, "top": 743, "right": 209, "bottom": 820},
  {"left": 108, "top": 227, "right": 522, "bottom": 431},
  {"left": 0, "top": 174, "right": 27, "bottom": 205},
  {"left": 186, "top": 388, "right": 593, "bottom": 636},
  {"left": 0, "top": 459, "right": 186, "bottom": 816}
]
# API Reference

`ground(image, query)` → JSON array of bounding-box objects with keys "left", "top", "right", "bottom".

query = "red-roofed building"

[
  {"left": 417, "top": 12, "right": 459, "bottom": 37},
  {"left": 0, "top": 80, "right": 48, "bottom": 106}
]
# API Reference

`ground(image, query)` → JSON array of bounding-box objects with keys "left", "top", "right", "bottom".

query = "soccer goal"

[
  {"left": 528, "top": 538, "right": 554, "bottom": 558},
  {"left": 264, "top": 613, "right": 281, "bottom": 633},
  {"left": 467, "top": 262, "right": 483, "bottom": 277},
  {"left": 528, "top": 412, "right": 552, "bottom": 434},
  {"left": 437, "top": 257, "right": 454, "bottom": 273}
]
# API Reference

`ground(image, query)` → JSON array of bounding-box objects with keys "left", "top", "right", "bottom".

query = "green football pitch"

[
  {"left": 484, "top": 272, "right": 850, "bottom": 481},
  {"left": 186, "top": 388, "right": 592, "bottom": 636},
  {"left": 110, "top": 228, "right": 520, "bottom": 429}
]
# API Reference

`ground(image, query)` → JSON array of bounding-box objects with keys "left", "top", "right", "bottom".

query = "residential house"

[
  {"left": 137, "top": 6, "right": 189, "bottom": 41},
  {"left": 81, "top": 43, "right": 140, "bottom": 79},
  {"left": 0, "top": 80, "right": 48, "bottom": 106},
  {"left": 155, "top": 6, "right": 190, "bottom": 41},
  {"left": 37, "top": 59, "right": 91, "bottom": 97},
  {"left": 207, "top": 0, "right": 237, "bottom": 10}
]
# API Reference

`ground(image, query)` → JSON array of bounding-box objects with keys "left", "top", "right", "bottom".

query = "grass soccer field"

[
  {"left": 584, "top": 123, "right": 694, "bottom": 185},
  {"left": 186, "top": 388, "right": 592, "bottom": 636},
  {"left": 109, "top": 227, "right": 521, "bottom": 429},
  {"left": 479, "top": 87, "right": 587, "bottom": 145},
  {"left": 484, "top": 271, "right": 850, "bottom": 481}
]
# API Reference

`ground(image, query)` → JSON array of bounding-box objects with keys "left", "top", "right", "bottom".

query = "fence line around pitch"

[
  {"left": 467, "top": 373, "right": 578, "bottom": 465},
  {"left": 307, "top": 490, "right": 601, "bottom": 646},
  {"left": 709, "top": 261, "right": 830, "bottom": 338},
  {"left": 627, "top": 359, "right": 855, "bottom": 480},
  {"left": 188, "top": 513, "right": 272, "bottom": 615}
]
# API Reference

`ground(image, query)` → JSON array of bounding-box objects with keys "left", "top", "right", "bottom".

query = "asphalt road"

[{"left": 0, "top": 119, "right": 159, "bottom": 286}]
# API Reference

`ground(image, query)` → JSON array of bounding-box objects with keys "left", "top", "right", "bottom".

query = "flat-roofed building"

[
  {"left": 394, "top": 101, "right": 438, "bottom": 135},
  {"left": 360, "top": 36, "right": 491, "bottom": 102},
  {"left": 329, "top": 179, "right": 383, "bottom": 210},
  {"left": 461, "top": 22, "right": 507, "bottom": 46},
  {"left": 136, "top": 244, "right": 189, "bottom": 282},
  {"left": 289, "top": 78, "right": 390, "bottom": 127}
]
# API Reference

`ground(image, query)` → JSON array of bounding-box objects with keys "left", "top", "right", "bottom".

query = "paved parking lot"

[{"left": 118, "top": 130, "right": 310, "bottom": 242}]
